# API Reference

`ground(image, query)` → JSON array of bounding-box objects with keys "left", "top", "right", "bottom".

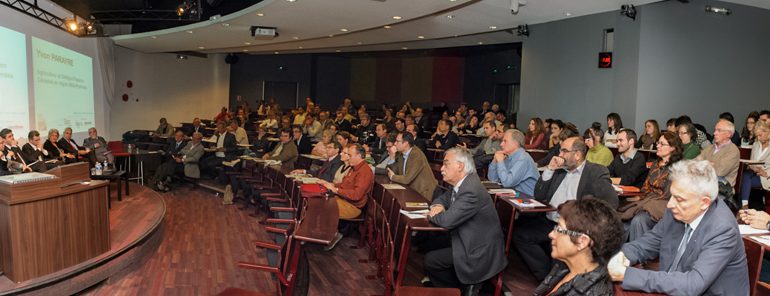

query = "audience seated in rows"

[{"left": 429, "top": 119, "right": 459, "bottom": 150}]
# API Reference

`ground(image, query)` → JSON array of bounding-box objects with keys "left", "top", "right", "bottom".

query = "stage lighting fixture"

[{"left": 516, "top": 24, "right": 529, "bottom": 37}]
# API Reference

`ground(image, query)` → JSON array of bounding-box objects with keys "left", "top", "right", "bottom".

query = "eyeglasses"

[
  {"left": 559, "top": 148, "right": 577, "bottom": 154},
  {"left": 655, "top": 141, "right": 670, "bottom": 147},
  {"left": 553, "top": 225, "right": 586, "bottom": 237}
]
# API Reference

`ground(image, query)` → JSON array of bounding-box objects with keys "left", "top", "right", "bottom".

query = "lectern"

[{"left": 0, "top": 162, "right": 110, "bottom": 282}]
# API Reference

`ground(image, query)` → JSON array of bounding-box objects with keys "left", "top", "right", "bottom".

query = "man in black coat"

[
  {"left": 513, "top": 136, "right": 618, "bottom": 281},
  {"left": 21, "top": 130, "right": 60, "bottom": 171},
  {"left": 293, "top": 141, "right": 343, "bottom": 183},
  {"left": 367, "top": 123, "right": 389, "bottom": 158},
  {"left": 200, "top": 121, "right": 238, "bottom": 178},
  {"left": 425, "top": 147, "right": 507, "bottom": 295},
  {"left": 292, "top": 125, "right": 313, "bottom": 155},
  {"left": 429, "top": 119, "right": 459, "bottom": 150}
]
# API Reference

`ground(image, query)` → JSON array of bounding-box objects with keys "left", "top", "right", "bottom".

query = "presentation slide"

[
  {"left": 32, "top": 36, "right": 94, "bottom": 134},
  {"left": 0, "top": 26, "right": 29, "bottom": 136}
]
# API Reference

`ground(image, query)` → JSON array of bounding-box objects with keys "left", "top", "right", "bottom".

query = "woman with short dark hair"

[
  {"left": 677, "top": 122, "right": 701, "bottom": 160},
  {"left": 533, "top": 198, "right": 624, "bottom": 296},
  {"left": 604, "top": 113, "right": 623, "bottom": 148}
]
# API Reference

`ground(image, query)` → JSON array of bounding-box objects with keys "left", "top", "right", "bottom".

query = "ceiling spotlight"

[
  {"left": 286, "top": 0, "right": 297, "bottom": 2},
  {"left": 620, "top": 4, "right": 636, "bottom": 20},
  {"left": 298, "top": 46, "right": 303, "bottom": 49},
  {"left": 256, "top": 12, "right": 264, "bottom": 16},
  {"left": 151, "top": 36, "right": 158, "bottom": 39},
  {"left": 384, "top": 25, "right": 391, "bottom": 29},
  {"left": 66, "top": 19, "right": 79, "bottom": 32},
  {"left": 243, "top": 49, "right": 249, "bottom": 52},
  {"left": 186, "top": 30, "right": 193, "bottom": 34},
  {"left": 477, "top": 42, "right": 484, "bottom": 45},
  {"left": 417, "top": 35, "right": 425, "bottom": 39},
  {"left": 244, "top": 42, "right": 251, "bottom": 45},
  {"left": 705, "top": 5, "right": 731, "bottom": 15},
  {"left": 357, "top": 41, "right": 363, "bottom": 45},
  {"left": 274, "top": 51, "right": 280, "bottom": 54},
  {"left": 176, "top": 54, "right": 188, "bottom": 60},
  {"left": 392, "top": 16, "right": 402, "bottom": 20},
  {"left": 447, "top": 15, "right": 455, "bottom": 19},
  {"left": 176, "top": 6, "right": 185, "bottom": 17},
  {"left": 198, "top": 46, "right": 205, "bottom": 49},
  {"left": 340, "top": 28, "right": 349, "bottom": 32},
  {"left": 563, "top": 12, "right": 572, "bottom": 16},
  {"left": 516, "top": 24, "right": 529, "bottom": 37},
  {"left": 292, "top": 36, "right": 300, "bottom": 40},
  {"left": 489, "top": 25, "right": 497, "bottom": 29},
  {"left": 402, "top": 47, "right": 408, "bottom": 50}
]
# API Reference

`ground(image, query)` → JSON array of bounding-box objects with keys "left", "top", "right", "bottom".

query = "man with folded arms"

[
  {"left": 487, "top": 129, "right": 539, "bottom": 196},
  {"left": 318, "top": 144, "right": 373, "bottom": 251},
  {"left": 609, "top": 160, "right": 748, "bottom": 295}
]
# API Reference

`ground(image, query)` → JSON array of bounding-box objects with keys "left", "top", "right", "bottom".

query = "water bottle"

[
  {"left": 103, "top": 160, "right": 109, "bottom": 171},
  {"left": 95, "top": 162, "right": 102, "bottom": 175}
]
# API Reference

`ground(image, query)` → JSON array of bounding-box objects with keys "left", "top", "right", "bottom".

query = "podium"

[{"left": 0, "top": 163, "right": 110, "bottom": 282}]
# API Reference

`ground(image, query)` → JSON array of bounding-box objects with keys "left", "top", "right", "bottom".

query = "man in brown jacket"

[
  {"left": 387, "top": 131, "right": 438, "bottom": 201},
  {"left": 263, "top": 128, "right": 299, "bottom": 171},
  {"left": 697, "top": 119, "right": 740, "bottom": 186}
]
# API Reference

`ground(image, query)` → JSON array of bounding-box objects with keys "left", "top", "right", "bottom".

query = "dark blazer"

[
  {"left": 165, "top": 139, "right": 188, "bottom": 158},
  {"left": 213, "top": 132, "right": 239, "bottom": 161},
  {"left": 21, "top": 143, "right": 49, "bottom": 163},
  {"left": 621, "top": 198, "right": 748, "bottom": 295},
  {"left": 43, "top": 140, "right": 65, "bottom": 159},
  {"left": 369, "top": 136, "right": 388, "bottom": 157},
  {"left": 185, "top": 125, "right": 205, "bottom": 137},
  {"left": 295, "top": 134, "right": 313, "bottom": 155},
  {"left": 310, "top": 155, "right": 343, "bottom": 182},
  {"left": 429, "top": 131, "right": 459, "bottom": 150},
  {"left": 607, "top": 151, "right": 648, "bottom": 188},
  {"left": 267, "top": 141, "right": 299, "bottom": 171},
  {"left": 534, "top": 161, "right": 619, "bottom": 209},
  {"left": 429, "top": 173, "right": 507, "bottom": 284},
  {"left": 354, "top": 124, "right": 376, "bottom": 144},
  {"left": 415, "top": 116, "right": 430, "bottom": 134},
  {"left": 335, "top": 119, "right": 352, "bottom": 132},
  {"left": 58, "top": 137, "right": 85, "bottom": 155},
  {"left": 533, "top": 261, "right": 613, "bottom": 296},
  {"left": 536, "top": 143, "right": 560, "bottom": 167}
]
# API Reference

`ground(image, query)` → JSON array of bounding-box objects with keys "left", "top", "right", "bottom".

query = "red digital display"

[{"left": 599, "top": 52, "right": 612, "bottom": 68}]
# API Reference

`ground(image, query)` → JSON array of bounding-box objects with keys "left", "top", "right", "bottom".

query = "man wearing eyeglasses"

[
  {"left": 262, "top": 128, "right": 298, "bottom": 170},
  {"left": 512, "top": 136, "right": 618, "bottom": 281},
  {"left": 387, "top": 131, "right": 438, "bottom": 201},
  {"left": 696, "top": 119, "right": 740, "bottom": 186}
]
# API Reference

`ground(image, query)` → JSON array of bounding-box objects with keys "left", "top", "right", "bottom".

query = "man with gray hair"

[
  {"left": 696, "top": 119, "right": 740, "bottom": 186},
  {"left": 424, "top": 147, "right": 507, "bottom": 295},
  {"left": 609, "top": 159, "right": 748, "bottom": 295},
  {"left": 487, "top": 128, "right": 539, "bottom": 195}
]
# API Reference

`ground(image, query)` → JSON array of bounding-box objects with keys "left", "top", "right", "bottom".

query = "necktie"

[
  {"left": 669, "top": 225, "right": 693, "bottom": 272},
  {"left": 319, "top": 161, "right": 330, "bottom": 175},
  {"left": 450, "top": 189, "right": 457, "bottom": 205}
]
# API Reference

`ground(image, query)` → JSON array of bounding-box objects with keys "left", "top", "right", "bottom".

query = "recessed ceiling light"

[
  {"left": 402, "top": 47, "right": 408, "bottom": 50},
  {"left": 186, "top": 30, "right": 193, "bottom": 34},
  {"left": 477, "top": 42, "right": 484, "bottom": 45},
  {"left": 198, "top": 46, "right": 205, "bottom": 49},
  {"left": 244, "top": 42, "right": 251, "bottom": 45},
  {"left": 292, "top": 36, "right": 299, "bottom": 40},
  {"left": 450, "top": 0, "right": 458, "bottom": 2},
  {"left": 222, "top": 23, "right": 230, "bottom": 27},
  {"left": 298, "top": 46, "right": 303, "bottom": 49},
  {"left": 151, "top": 36, "right": 157, "bottom": 39},
  {"left": 286, "top": 0, "right": 296, "bottom": 2},
  {"left": 340, "top": 28, "right": 348, "bottom": 32},
  {"left": 564, "top": 12, "right": 572, "bottom": 16},
  {"left": 446, "top": 15, "right": 455, "bottom": 19},
  {"left": 417, "top": 35, "right": 425, "bottom": 39},
  {"left": 335, "top": 50, "right": 341, "bottom": 52},
  {"left": 392, "top": 16, "right": 402, "bottom": 20},
  {"left": 489, "top": 26, "right": 497, "bottom": 29},
  {"left": 243, "top": 49, "right": 249, "bottom": 52},
  {"left": 357, "top": 41, "right": 363, "bottom": 45},
  {"left": 256, "top": 12, "right": 264, "bottom": 16},
  {"left": 328, "top": 34, "right": 334, "bottom": 37},
  {"left": 384, "top": 25, "right": 391, "bottom": 29},
  {"left": 274, "top": 51, "right": 280, "bottom": 54}
]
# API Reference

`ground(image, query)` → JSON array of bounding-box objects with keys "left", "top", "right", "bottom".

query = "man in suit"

[
  {"left": 513, "top": 136, "right": 618, "bottom": 281},
  {"left": 425, "top": 147, "right": 507, "bottom": 295},
  {"left": 352, "top": 113, "right": 376, "bottom": 144},
  {"left": 696, "top": 119, "right": 740, "bottom": 186},
  {"left": 413, "top": 107, "right": 430, "bottom": 136},
  {"left": 367, "top": 123, "right": 389, "bottom": 158},
  {"left": 608, "top": 160, "right": 748, "bottom": 295},
  {"left": 387, "top": 131, "right": 438, "bottom": 201},
  {"left": 0, "top": 129, "right": 31, "bottom": 173},
  {"left": 406, "top": 123, "right": 428, "bottom": 152},
  {"left": 292, "top": 125, "right": 313, "bottom": 155},
  {"left": 429, "top": 119, "right": 459, "bottom": 150},
  {"left": 334, "top": 109, "right": 352, "bottom": 132},
  {"left": 22, "top": 130, "right": 60, "bottom": 171},
  {"left": 374, "top": 134, "right": 398, "bottom": 175},
  {"left": 59, "top": 127, "right": 96, "bottom": 166},
  {"left": 185, "top": 117, "right": 205, "bottom": 137},
  {"left": 83, "top": 127, "right": 114, "bottom": 164},
  {"left": 263, "top": 128, "right": 299, "bottom": 170},
  {"left": 152, "top": 131, "right": 189, "bottom": 190},
  {"left": 292, "top": 141, "right": 343, "bottom": 182}
]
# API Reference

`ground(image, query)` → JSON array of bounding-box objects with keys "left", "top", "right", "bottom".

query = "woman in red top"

[{"left": 525, "top": 117, "right": 547, "bottom": 149}]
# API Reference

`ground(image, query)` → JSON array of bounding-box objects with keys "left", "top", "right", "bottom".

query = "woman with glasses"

[
  {"left": 617, "top": 131, "right": 683, "bottom": 241},
  {"left": 533, "top": 198, "right": 624, "bottom": 296},
  {"left": 677, "top": 122, "right": 701, "bottom": 160}
]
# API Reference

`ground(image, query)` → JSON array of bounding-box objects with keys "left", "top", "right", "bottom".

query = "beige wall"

[{"left": 110, "top": 47, "right": 230, "bottom": 139}]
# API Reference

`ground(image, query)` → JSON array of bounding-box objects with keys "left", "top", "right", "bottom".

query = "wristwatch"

[{"left": 766, "top": 220, "right": 770, "bottom": 231}]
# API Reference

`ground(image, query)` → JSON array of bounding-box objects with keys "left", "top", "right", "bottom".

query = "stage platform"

[{"left": 0, "top": 183, "right": 165, "bottom": 296}]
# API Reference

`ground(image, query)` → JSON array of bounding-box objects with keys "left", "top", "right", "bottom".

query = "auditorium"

[{"left": 1, "top": 0, "right": 770, "bottom": 295}]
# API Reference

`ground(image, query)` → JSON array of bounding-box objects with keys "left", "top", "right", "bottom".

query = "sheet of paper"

[
  {"left": 400, "top": 209, "right": 428, "bottom": 219},
  {"left": 740, "top": 224, "right": 770, "bottom": 235},
  {"left": 382, "top": 183, "right": 406, "bottom": 190},
  {"left": 488, "top": 188, "right": 516, "bottom": 194}
]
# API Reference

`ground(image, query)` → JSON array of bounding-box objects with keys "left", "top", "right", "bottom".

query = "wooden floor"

[{"left": 82, "top": 183, "right": 538, "bottom": 296}]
